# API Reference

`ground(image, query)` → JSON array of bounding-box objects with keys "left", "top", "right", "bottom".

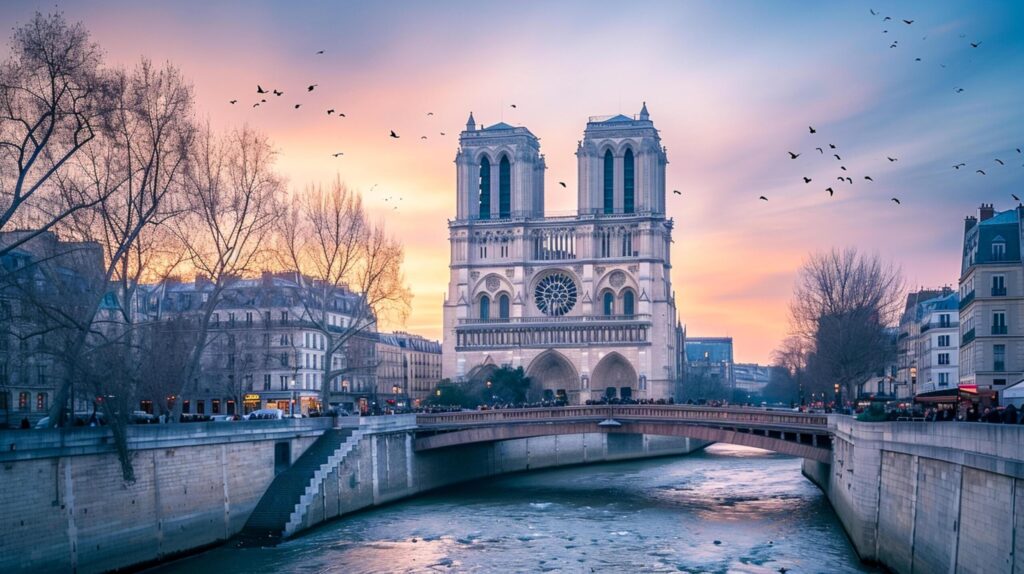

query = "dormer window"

[{"left": 992, "top": 236, "right": 1006, "bottom": 260}]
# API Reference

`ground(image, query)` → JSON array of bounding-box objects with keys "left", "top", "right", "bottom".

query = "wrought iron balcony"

[
  {"left": 959, "top": 291, "right": 975, "bottom": 309},
  {"left": 962, "top": 328, "right": 976, "bottom": 344},
  {"left": 992, "top": 325, "right": 1008, "bottom": 335}
]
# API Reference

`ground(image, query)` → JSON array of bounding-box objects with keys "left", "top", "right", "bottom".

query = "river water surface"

[{"left": 149, "top": 444, "right": 875, "bottom": 573}]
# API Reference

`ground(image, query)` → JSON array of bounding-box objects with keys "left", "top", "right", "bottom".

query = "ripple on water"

[{"left": 145, "top": 444, "right": 879, "bottom": 574}]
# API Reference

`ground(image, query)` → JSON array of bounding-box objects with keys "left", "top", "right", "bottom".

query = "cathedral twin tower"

[{"left": 442, "top": 104, "right": 679, "bottom": 403}]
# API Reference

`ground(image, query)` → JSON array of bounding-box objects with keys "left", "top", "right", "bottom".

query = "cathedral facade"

[{"left": 441, "top": 104, "right": 679, "bottom": 403}]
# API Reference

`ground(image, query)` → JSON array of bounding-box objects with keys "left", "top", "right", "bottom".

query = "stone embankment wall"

[
  {"left": 802, "top": 417, "right": 1024, "bottom": 574},
  {"left": 0, "top": 416, "right": 703, "bottom": 573}
]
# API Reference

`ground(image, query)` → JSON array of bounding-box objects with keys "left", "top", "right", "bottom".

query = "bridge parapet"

[{"left": 416, "top": 405, "right": 828, "bottom": 428}]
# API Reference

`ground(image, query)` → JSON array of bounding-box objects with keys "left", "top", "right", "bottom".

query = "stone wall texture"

[{"left": 802, "top": 418, "right": 1024, "bottom": 574}]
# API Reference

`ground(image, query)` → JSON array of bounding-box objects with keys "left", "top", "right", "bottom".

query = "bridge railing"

[{"left": 415, "top": 405, "right": 828, "bottom": 429}]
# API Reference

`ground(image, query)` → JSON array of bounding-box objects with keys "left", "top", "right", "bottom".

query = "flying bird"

[
  {"left": 229, "top": 99, "right": 237, "bottom": 104},
  {"left": 829, "top": 143, "right": 837, "bottom": 149},
  {"left": 846, "top": 177, "right": 853, "bottom": 184},
  {"left": 331, "top": 152, "right": 344, "bottom": 157},
  {"left": 316, "top": 50, "right": 324, "bottom": 54},
  {"left": 870, "top": 9, "right": 877, "bottom": 15},
  {"left": 887, "top": 156, "right": 898, "bottom": 162},
  {"left": 891, "top": 197, "right": 901, "bottom": 204},
  {"left": 294, "top": 104, "right": 301, "bottom": 109},
  {"left": 510, "top": 104, "right": 517, "bottom": 109},
  {"left": 953, "top": 163, "right": 966, "bottom": 169},
  {"left": 915, "top": 58, "right": 922, "bottom": 62},
  {"left": 257, "top": 85, "right": 267, "bottom": 94},
  {"left": 759, "top": 196, "right": 768, "bottom": 201},
  {"left": 389, "top": 130, "right": 399, "bottom": 139},
  {"left": 890, "top": 42, "right": 898, "bottom": 48},
  {"left": 837, "top": 176, "right": 845, "bottom": 182},
  {"left": 1016, "top": 148, "right": 1021, "bottom": 153},
  {"left": 808, "top": 126, "right": 816, "bottom": 134},
  {"left": 826, "top": 187, "right": 834, "bottom": 196},
  {"left": 903, "top": 19, "right": 914, "bottom": 24},
  {"left": 816, "top": 147, "right": 824, "bottom": 154},
  {"left": 803, "top": 177, "right": 812, "bottom": 183},
  {"left": 976, "top": 170, "right": 986, "bottom": 175},
  {"left": 955, "top": 87, "right": 965, "bottom": 93},
  {"left": 307, "top": 84, "right": 318, "bottom": 92},
  {"left": 788, "top": 151, "right": 800, "bottom": 159},
  {"left": 834, "top": 154, "right": 841, "bottom": 160},
  {"left": 327, "top": 109, "right": 335, "bottom": 115},
  {"left": 883, "top": 16, "right": 892, "bottom": 21},
  {"left": 995, "top": 159, "right": 1005, "bottom": 165},
  {"left": 439, "top": 131, "right": 445, "bottom": 136},
  {"left": 426, "top": 112, "right": 434, "bottom": 116},
  {"left": 970, "top": 41, "right": 982, "bottom": 48},
  {"left": 273, "top": 90, "right": 283, "bottom": 96},
  {"left": 559, "top": 182, "right": 567, "bottom": 188},
  {"left": 252, "top": 103, "right": 260, "bottom": 108},
  {"left": 673, "top": 190, "right": 682, "bottom": 195},
  {"left": 840, "top": 166, "right": 847, "bottom": 171},
  {"left": 1013, "top": 194, "right": 1021, "bottom": 202},
  {"left": 420, "top": 136, "right": 428, "bottom": 140},
  {"left": 864, "top": 176, "right": 874, "bottom": 182}
]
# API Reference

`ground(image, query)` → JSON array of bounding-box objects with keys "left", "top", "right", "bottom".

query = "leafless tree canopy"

[
  {"left": 281, "top": 179, "right": 412, "bottom": 404},
  {"left": 783, "top": 247, "right": 904, "bottom": 401},
  {"left": 0, "top": 12, "right": 106, "bottom": 254}
]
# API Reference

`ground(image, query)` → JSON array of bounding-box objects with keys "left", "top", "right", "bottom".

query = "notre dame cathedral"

[{"left": 441, "top": 103, "right": 679, "bottom": 403}]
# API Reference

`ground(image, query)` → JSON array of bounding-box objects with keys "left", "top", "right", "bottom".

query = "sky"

[{"left": 3, "top": 0, "right": 1023, "bottom": 363}]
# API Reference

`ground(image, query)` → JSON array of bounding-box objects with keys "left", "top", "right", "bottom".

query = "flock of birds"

[
  {"left": 769, "top": 8, "right": 1020, "bottom": 207},
  {"left": 229, "top": 11, "right": 1017, "bottom": 214}
]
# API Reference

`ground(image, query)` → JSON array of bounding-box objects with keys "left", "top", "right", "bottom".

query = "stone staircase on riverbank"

[{"left": 236, "top": 427, "right": 363, "bottom": 546}]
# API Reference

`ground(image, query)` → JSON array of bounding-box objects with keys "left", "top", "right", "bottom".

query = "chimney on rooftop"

[
  {"left": 979, "top": 203, "right": 995, "bottom": 222},
  {"left": 964, "top": 215, "right": 977, "bottom": 233}
]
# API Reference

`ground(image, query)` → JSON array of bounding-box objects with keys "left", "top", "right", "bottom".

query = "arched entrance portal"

[
  {"left": 592, "top": 353, "right": 637, "bottom": 401},
  {"left": 525, "top": 350, "right": 580, "bottom": 404}
]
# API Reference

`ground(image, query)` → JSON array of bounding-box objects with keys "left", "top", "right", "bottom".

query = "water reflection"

[{"left": 148, "top": 443, "right": 877, "bottom": 574}]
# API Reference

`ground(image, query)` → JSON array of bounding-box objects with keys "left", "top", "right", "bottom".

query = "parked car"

[
  {"left": 35, "top": 411, "right": 105, "bottom": 428},
  {"left": 246, "top": 408, "right": 285, "bottom": 420},
  {"left": 209, "top": 414, "right": 239, "bottom": 422}
]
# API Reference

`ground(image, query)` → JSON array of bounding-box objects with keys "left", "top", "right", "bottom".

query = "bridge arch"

[
  {"left": 592, "top": 352, "right": 637, "bottom": 399},
  {"left": 525, "top": 349, "right": 579, "bottom": 403}
]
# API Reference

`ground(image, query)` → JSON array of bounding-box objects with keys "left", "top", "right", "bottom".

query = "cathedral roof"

[
  {"left": 481, "top": 121, "right": 516, "bottom": 131},
  {"left": 597, "top": 114, "right": 635, "bottom": 123}
]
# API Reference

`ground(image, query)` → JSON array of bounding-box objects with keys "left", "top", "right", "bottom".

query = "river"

[{"left": 148, "top": 443, "right": 875, "bottom": 573}]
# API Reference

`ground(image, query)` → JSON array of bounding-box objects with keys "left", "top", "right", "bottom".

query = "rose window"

[{"left": 534, "top": 273, "right": 578, "bottom": 316}]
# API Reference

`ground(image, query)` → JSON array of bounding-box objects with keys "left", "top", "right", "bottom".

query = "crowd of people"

[{"left": 926, "top": 404, "right": 1023, "bottom": 424}]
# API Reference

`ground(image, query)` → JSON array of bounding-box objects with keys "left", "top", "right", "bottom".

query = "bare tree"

[
  {"left": 172, "top": 124, "right": 284, "bottom": 419},
  {"left": 280, "top": 179, "right": 411, "bottom": 407},
  {"left": 788, "top": 248, "right": 903, "bottom": 403},
  {"left": 0, "top": 12, "right": 107, "bottom": 255}
]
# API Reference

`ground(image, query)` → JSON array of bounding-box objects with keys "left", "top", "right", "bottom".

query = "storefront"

[
  {"left": 243, "top": 393, "right": 261, "bottom": 415},
  {"left": 248, "top": 391, "right": 322, "bottom": 415}
]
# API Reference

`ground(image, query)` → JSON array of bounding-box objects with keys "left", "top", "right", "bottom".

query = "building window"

[
  {"left": 478, "top": 156, "right": 491, "bottom": 219},
  {"left": 602, "top": 291, "right": 614, "bottom": 316},
  {"left": 36, "top": 392, "right": 47, "bottom": 412},
  {"left": 182, "top": 400, "right": 191, "bottom": 414},
  {"left": 938, "top": 335, "right": 950, "bottom": 347},
  {"left": 245, "top": 311, "right": 253, "bottom": 325},
  {"left": 603, "top": 150, "right": 614, "bottom": 214},
  {"left": 498, "top": 155, "right": 511, "bottom": 218},
  {"left": 263, "top": 374, "right": 271, "bottom": 390},
  {"left": 994, "top": 378, "right": 1007, "bottom": 385},
  {"left": 623, "top": 148, "right": 635, "bottom": 214},
  {"left": 939, "top": 313, "right": 951, "bottom": 328},
  {"left": 992, "top": 275, "right": 1006, "bottom": 296},
  {"left": 992, "top": 241, "right": 1006, "bottom": 260},
  {"left": 938, "top": 353, "right": 950, "bottom": 365},
  {"left": 993, "top": 311, "right": 1007, "bottom": 335},
  {"left": 938, "top": 372, "right": 949, "bottom": 386},
  {"left": 623, "top": 289, "right": 635, "bottom": 316},
  {"left": 479, "top": 295, "right": 490, "bottom": 320},
  {"left": 196, "top": 400, "right": 205, "bottom": 415},
  {"left": 280, "top": 311, "right": 288, "bottom": 323},
  {"left": 994, "top": 344, "right": 1006, "bottom": 372},
  {"left": 0, "top": 392, "right": 7, "bottom": 411},
  {"left": 498, "top": 294, "right": 510, "bottom": 319},
  {"left": 18, "top": 391, "right": 28, "bottom": 411},
  {"left": 212, "top": 399, "right": 221, "bottom": 414}
]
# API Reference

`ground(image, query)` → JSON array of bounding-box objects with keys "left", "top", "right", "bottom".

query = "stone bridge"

[{"left": 414, "top": 405, "right": 832, "bottom": 462}]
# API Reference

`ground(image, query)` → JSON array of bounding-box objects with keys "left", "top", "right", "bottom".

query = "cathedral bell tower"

[
  {"left": 454, "top": 113, "right": 546, "bottom": 221},
  {"left": 576, "top": 102, "right": 668, "bottom": 216}
]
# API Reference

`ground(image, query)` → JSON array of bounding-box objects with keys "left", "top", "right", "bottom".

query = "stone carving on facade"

[
  {"left": 470, "top": 271, "right": 480, "bottom": 280},
  {"left": 628, "top": 264, "right": 639, "bottom": 274},
  {"left": 485, "top": 276, "right": 500, "bottom": 292},
  {"left": 573, "top": 264, "right": 583, "bottom": 274},
  {"left": 524, "top": 266, "right": 534, "bottom": 276},
  {"left": 609, "top": 271, "right": 626, "bottom": 288},
  {"left": 505, "top": 268, "right": 515, "bottom": 278},
  {"left": 594, "top": 266, "right": 606, "bottom": 275}
]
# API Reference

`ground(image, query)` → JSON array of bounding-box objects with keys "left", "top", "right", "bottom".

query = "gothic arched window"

[
  {"left": 479, "top": 157, "right": 491, "bottom": 220},
  {"left": 603, "top": 150, "right": 614, "bottom": 214},
  {"left": 622, "top": 289, "right": 635, "bottom": 316},
  {"left": 499, "top": 155, "right": 511, "bottom": 218},
  {"left": 479, "top": 295, "right": 490, "bottom": 320},
  {"left": 498, "top": 294, "right": 510, "bottom": 319},
  {"left": 623, "top": 148, "right": 635, "bottom": 214},
  {"left": 602, "top": 291, "right": 615, "bottom": 316}
]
